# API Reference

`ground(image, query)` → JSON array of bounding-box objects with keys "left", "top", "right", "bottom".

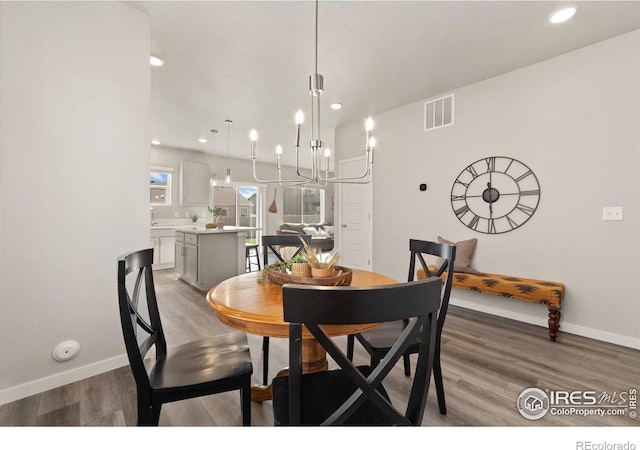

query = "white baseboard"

[
  {"left": 2, "top": 299, "right": 638, "bottom": 407},
  {"left": 0, "top": 354, "right": 129, "bottom": 406},
  {"left": 451, "top": 298, "right": 640, "bottom": 350}
]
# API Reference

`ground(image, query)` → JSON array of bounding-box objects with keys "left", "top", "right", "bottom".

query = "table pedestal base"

[{"left": 251, "top": 339, "right": 328, "bottom": 402}]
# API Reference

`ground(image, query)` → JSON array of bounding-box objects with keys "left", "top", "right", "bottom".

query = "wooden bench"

[{"left": 418, "top": 268, "right": 565, "bottom": 341}]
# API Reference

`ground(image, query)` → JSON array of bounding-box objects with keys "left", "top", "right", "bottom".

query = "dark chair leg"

[
  {"left": 151, "top": 403, "right": 162, "bottom": 425},
  {"left": 262, "top": 336, "right": 270, "bottom": 385},
  {"left": 347, "top": 335, "right": 355, "bottom": 361},
  {"left": 433, "top": 345, "right": 446, "bottom": 415},
  {"left": 241, "top": 382, "right": 251, "bottom": 426},
  {"left": 137, "top": 393, "right": 153, "bottom": 426},
  {"left": 403, "top": 352, "right": 411, "bottom": 377}
]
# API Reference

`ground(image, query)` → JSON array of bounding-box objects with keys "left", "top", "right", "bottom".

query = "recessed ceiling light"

[
  {"left": 151, "top": 140, "right": 161, "bottom": 146},
  {"left": 198, "top": 138, "right": 208, "bottom": 143},
  {"left": 549, "top": 6, "right": 578, "bottom": 24},
  {"left": 150, "top": 55, "right": 165, "bottom": 67},
  {"left": 330, "top": 102, "right": 343, "bottom": 110}
]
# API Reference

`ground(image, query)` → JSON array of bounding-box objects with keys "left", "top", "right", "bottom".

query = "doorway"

[{"left": 338, "top": 156, "right": 373, "bottom": 271}]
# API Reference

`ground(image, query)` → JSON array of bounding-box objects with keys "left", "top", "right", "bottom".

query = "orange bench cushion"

[{"left": 418, "top": 267, "right": 564, "bottom": 309}]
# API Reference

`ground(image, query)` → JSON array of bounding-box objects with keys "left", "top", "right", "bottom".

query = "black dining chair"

[
  {"left": 271, "top": 278, "right": 441, "bottom": 425},
  {"left": 346, "top": 239, "right": 456, "bottom": 415},
  {"left": 259, "top": 234, "right": 312, "bottom": 386},
  {"left": 117, "top": 248, "right": 253, "bottom": 426}
]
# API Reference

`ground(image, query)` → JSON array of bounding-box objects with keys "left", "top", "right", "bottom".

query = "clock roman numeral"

[
  {"left": 454, "top": 204, "right": 470, "bottom": 218},
  {"left": 485, "top": 157, "right": 496, "bottom": 172},
  {"left": 504, "top": 158, "right": 515, "bottom": 174},
  {"left": 455, "top": 179, "right": 470, "bottom": 188},
  {"left": 468, "top": 214, "right": 480, "bottom": 230},
  {"left": 488, "top": 219, "right": 496, "bottom": 234},
  {"left": 506, "top": 215, "right": 519, "bottom": 230},
  {"left": 516, "top": 204, "right": 536, "bottom": 216},
  {"left": 465, "top": 165, "right": 479, "bottom": 179},
  {"left": 520, "top": 189, "right": 540, "bottom": 196},
  {"left": 451, "top": 194, "right": 466, "bottom": 201},
  {"left": 515, "top": 170, "right": 533, "bottom": 182}
]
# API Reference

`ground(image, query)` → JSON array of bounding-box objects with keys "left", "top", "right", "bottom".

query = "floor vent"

[{"left": 424, "top": 94, "right": 454, "bottom": 131}]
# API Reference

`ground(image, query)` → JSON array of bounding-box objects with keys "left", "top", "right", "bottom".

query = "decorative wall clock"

[{"left": 450, "top": 156, "right": 540, "bottom": 234}]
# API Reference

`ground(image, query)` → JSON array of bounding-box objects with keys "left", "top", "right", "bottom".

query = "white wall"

[
  {"left": 0, "top": 3, "right": 150, "bottom": 403},
  {"left": 150, "top": 146, "right": 335, "bottom": 234},
  {"left": 336, "top": 30, "right": 640, "bottom": 348}
]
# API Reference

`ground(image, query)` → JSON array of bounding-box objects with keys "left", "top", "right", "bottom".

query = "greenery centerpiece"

[
  {"left": 261, "top": 255, "right": 307, "bottom": 281},
  {"left": 298, "top": 236, "right": 339, "bottom": 278}
]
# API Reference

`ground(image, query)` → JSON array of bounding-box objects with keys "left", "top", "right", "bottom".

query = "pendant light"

[
  {"left": 225, "top": 120, "right": 232, "bottom": 184},
  {"left": 210, "top": 129, "right": 218, "bottom": 186}
]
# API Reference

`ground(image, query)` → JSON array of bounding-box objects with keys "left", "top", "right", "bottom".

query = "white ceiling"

[{"left": 138, "top": 1, "right": 640, "bottom": 168}]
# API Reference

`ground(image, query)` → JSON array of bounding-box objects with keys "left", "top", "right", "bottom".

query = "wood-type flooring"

[{"left": 1, "top": 268, "right": 638, "bottom": 428}]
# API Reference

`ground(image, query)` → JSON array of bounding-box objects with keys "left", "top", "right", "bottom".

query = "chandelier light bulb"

[
  {"left": 249, "top": 129, "right": 258, "bottom": 142},
  {"left": 295, "top": 110, "right": 305, "bottom": 125},
  {"left": 276, "top": 145, "right": 283, "bottom": 155},
  {"left": 225, "top": 169, "right": 231, "bottom": 184},
  {"left": 365, "top": 117, "right": 374, "bottom": 132},
  {"left": 369, "top": 137, "right": 377, "bottom": 149},
  {"left": 324, "top": 148, "right": 331, "bottom": 158}
]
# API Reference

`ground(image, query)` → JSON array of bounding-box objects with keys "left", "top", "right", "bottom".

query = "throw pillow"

[
  {"left": 323, "top": 225, "right": 334, "bottom": 236},
  {"left": 303, "top": 226, "right": 320, "bottom": 236},
  {"left": 317, "top": 229, "right": 330, "bottom": 237},
  {"left": 437, "top": 236, "right": 478, "bottom": 273}
]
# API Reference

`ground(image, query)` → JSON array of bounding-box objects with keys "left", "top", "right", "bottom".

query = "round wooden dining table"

[{"left": 207, "top": 269, "right": 398, "bottom": 402}]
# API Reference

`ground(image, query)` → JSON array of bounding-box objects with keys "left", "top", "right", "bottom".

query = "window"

[
  {"left": 150, "top": 167, "right": 172, "bottom": 206},
  {"left": 211, "top": 185, "right": 260, "bottom": 243},
  {"left": 283, "top": 187, "right": 324, "bottom": 223}
]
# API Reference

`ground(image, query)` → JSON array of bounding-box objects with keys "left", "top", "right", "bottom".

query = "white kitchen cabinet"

[
  {"left": 151, "top": 228, "right": 176, "bottom": 269},
  {"left": 179, "top": 161, "right": 210, "bottom": 207},
  {"left": 175, "top": 231, "right": 199, "bottom": 285},
  {"left": 174, "top": 229, "right": 246, "bottom": 291},
  {"left": 150, "top": 237, "right": 160, "bottom": 264},
  {"left": 159, "top": 235, "right": 175, "bottom": 265}
]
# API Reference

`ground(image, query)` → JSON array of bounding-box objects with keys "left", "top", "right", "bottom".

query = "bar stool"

[{"left": 246, "top": 243, "right": 261, "bottom": 272}]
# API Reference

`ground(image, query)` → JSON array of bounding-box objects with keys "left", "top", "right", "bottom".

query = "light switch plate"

[{"left": 603, "top": 207, "right": 623, "bottom": 221}]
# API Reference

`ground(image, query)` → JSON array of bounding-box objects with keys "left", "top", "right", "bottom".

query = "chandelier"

[{"left": 249, "top": 0, "right": 376, "bottom": 187}]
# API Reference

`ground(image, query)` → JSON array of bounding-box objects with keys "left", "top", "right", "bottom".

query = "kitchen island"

[{"left": 174, "top": 226, "right": 258, "bottom": 291}]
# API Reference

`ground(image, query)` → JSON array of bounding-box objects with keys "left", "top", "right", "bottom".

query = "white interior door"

[{"left": 338, "top": 157, "right": 373, "bottom": 271}]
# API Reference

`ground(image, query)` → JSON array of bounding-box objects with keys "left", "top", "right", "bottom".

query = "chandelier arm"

[
  {"left": 252, "top": 159, "right": 312, "bottom": 185},
  {"left": 320, "top": 169, "right": 373, "bottom": 184},
  {"left": 319, "top": 173, "right": 373, "bottom": 184},
  {"left": 295, "top": 145, "right": 315, "bottom": 182},
  {"left": 318, "top": 150, "right": 373, "bottom": 183}
]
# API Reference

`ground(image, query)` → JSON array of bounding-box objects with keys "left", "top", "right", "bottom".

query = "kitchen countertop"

[{"left": 152, "top": 225, "right": 261, "bottom": 235}]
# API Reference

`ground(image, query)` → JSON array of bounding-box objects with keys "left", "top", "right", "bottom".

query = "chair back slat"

[
  {"left": 262, "top": 234, "right": 312, "bottom": 266},
  {"left": 408, "top": 239, "right": 456, "bottom": 329},
  {"left": 117, "top": 248, "right": 167, "bottom": 392},
  {"left": 281, "top": 278, "right": 441, "bottom": 426}
]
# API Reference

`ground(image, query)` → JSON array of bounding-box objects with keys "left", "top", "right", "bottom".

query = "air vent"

[{"left": 424, "top": 94, "right": 454, "bottom": 131}]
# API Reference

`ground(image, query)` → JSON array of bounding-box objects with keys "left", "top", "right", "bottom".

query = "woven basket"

[
  {"left": 266, "top": 265, "right": 352, "bottom": 286},
  {"left": 291, "top": 262, "right": 311, "bottom": 278}
]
